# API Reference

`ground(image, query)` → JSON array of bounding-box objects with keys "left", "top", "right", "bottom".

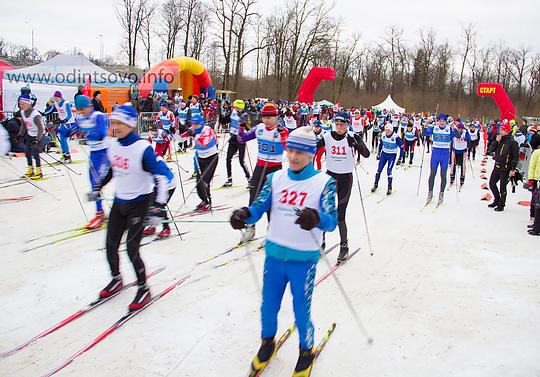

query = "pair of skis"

[
  {"left": 249, "top": 245, "right": 361, "bottom": 376},
  {"left": 0, "top": 266, "right": 166, "bottom": 360},
  {"left": 23, "top": 225, "right": 107, "bottom": 252}
]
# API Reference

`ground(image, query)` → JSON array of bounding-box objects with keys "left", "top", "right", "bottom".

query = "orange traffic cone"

[
  {"left": 480, "top": 168, "right": 487, "bottom": 173},
  {"left": 481, "top": 193, "right": 493, "bottom": 201},
  {"left": 518, "top": 200, "right": 531, "bottom": 206},
  {"left": 481, "top": 183, "right": 489, "bottom": 190},
  {"left": 480, "top": 174, "right": 487, "bottom": 180}
]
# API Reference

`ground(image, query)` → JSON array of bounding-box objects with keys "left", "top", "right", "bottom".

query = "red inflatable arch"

[
  {"left": 477, "top": 83, "right": 515, "bottom": 121},
  {"left": 297, "top": 67, "right": 335, "bottom": 104}
]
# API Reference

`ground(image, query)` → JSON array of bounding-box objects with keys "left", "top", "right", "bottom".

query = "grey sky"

[{"left": 1, "top": 0, "right": 538, "bottom": 68}]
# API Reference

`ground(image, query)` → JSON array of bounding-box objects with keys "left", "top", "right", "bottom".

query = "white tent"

[{"left": 372, "top": 94, "right": 405, "bottom": 113}]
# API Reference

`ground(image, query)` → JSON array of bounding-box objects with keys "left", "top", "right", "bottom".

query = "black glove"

[
  {"left": 86, "top": 190, "right": 101, "bottom": 202},
  {"left": 186, "top": 128, "right": 195, "bottom": 137},
  {"left": 294, "top": 207, "right": 320, "bottom": 230},
  {"left": 277, "top": 125, "right": 285, "bottom": 133},
  {"left": 31, "top": 139, "right": 39, "bottom": 146},
  {"left": 230, "top": 207, "right": 250, "bottom": 229},
  {"left": 145, "top": 204, "right": 167, "bottom": 226}
]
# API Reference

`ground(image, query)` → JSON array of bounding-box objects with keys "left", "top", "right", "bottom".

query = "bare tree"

[
  {"left": 231, "top": 0, "right": 260, "bottom": 91},
  {"left": 457, "top": 24, "right": 476, "bottom": 100},
  {"left": 116, "top": 0, "right": 150, "bottom": 65},
  {"left": 140, "top": 2, "right": 156, "bottom": 68},
  {"left": 158, "top": 0, "right": 183, "bottom": 59},
  {"left": 213, "top": 0, "right": 241, "bottom": 89},
  {"left": 188, "top": 2, "right": 210, "bottom": 60},
  {"left": 509, "top": 47, "right": 530, "bottom": 100}
]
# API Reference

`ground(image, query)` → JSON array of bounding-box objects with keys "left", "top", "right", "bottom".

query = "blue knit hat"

[
  {"left": 286, "top": 127, "right": 317, "bottom": 155},
  {"left": 18, "top": 93, "right": 32, "bottom": 104},
  {"left": 75, "top": 95, "right": 91, "bottom": 110},
  {"left": 334, "top": 111, "right": 350, "bottom": 124},
  {"left": 191, "top": 113, "right": 204, "bottom": 125},
  {"left": 437, "top": 113, "right": 448, "bottom": 121},
  {"left": 111, "top": 103, "right": 138, "bottom": 128}
]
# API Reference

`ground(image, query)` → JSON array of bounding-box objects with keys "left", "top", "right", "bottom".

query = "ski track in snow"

[{"left": 0, "top": 141, "right": 539, "bottom": 377}]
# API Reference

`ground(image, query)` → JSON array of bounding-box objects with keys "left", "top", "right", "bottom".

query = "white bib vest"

[
  {"left": 453, "top": 132, "right": 468, "bottom": 151},
  {"left": 351, "top": 118, "right": 363, "bottom": 133},
  {"left": 267, "top": 170, "right": 330, "bottom": 251},
  {"left": 432, "top": 125, "right": 452, "bottom": 149},
  {"left": 21, "top": 109, "right": 40, "bottom": 137},
  {"left": 323, "top": 133, "right": 355, "bottom": 174},
  {"left": 77, "top": 111, "right": 108, "bottom": 151},
  {"left": 256, "top": 124, "right": 284, "bottom": 163},
  {"left": 54, "top": 100, "right": 74, "bottom": 123},
  {"left": 381, "top": 133, "right": 399, "bottom": 154},
  {"left": 106, "top": 138, "right": 154, "bottom": 200}
]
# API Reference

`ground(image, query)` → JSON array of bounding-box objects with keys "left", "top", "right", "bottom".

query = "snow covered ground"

[{"left": 0, "top": 135, "right": 539, "bottom": 377}]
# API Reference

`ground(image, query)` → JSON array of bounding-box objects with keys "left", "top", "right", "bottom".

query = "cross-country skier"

[
  {"left": 487, "top": 121, "right": 519, "bottom": 212},
  {"left": 238, "top": 103, "right": 289, "bottom": 242},
  {"left": 371, "top": 124, "right": 403, "bottom": 195},
  {"left": 399, "top": 121, "right": 420, "bottom": 165},
  {"left": 74, "top": 95, "right": 110, "bottom": 229},
  {"left": 176, "top": 101, "right": 192, "bottom": 152},
  {"left": 424, "top": 114, "right": 456, "bottom": 205},
  {"left": 467, "top": 123, "right": 480, "bottom": 160},
  {"left": 450, "top": 123, "right": 470, "bottom": 188},
  {"left": 222, "top": 99, "right": 251, "bottom": 188},
  {"left": 317, "top": 111, "right": 370, "bottom": 262},
  {"left": 18, "top": 94, "right": 45, "bottom": 179},
  {"left": 181, "top": 113, "right": 219, "bottom": 211},
  {"left": 46, "top": 91, "right": 77, "bottom": 163},
  {"left": 229, "top": 126, "right": 337, "bottom": 377},
  {"left": 156, "top": 102, "right": 175, "bottom": 162},
  {"left": 87, "top": 103, "right": 173, "bottom": 311},
  {"left": 372, "top": 115, "right": 382, "bottom": 152}
]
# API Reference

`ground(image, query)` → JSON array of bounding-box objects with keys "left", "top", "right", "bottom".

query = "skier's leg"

[
  {"left": 105, "top": 202, "right": 128, "bottom": 277},
  {"left": 288, "top": 260, "right": 317, "bottom": 350},
  {"left": 261, "top": 257, "right": 288, "bottom": 340},
  {"left": 238, "top": 142, "right": 250, "bottom": 179},
  {"left": 125, "top": 196, "right": 151, "bottom": 285}
]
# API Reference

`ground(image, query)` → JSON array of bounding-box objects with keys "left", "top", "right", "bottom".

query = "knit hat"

[
  {"left": 54, "top": 91, "right": 62, "bottom": 98},
  {"left": 334, "top": 111, "right": 350, "bottom": 124},
  {"left": 261, "top": 103, "right": 278, "bottom": 116},
  {"left": 111, "top": 103, "right": 138, "bottom": 128},
  {"left": 191, "top": 113, "right": 204, "bottom": 125},
  {"left": 384, "top": 124, "right": 393, "bottom": 131},
  {"left": 286, "top": 127, "right": 317, "bottom": 155},
  {"left": 159, "top": 101, "right": 168, "bottom": 108},
  {"left": 500, "top": 121, "right": 511, "bottom": 133},
  {"left": 233, "top": 99, "right": 245, "bottom": 110},
  {"left": 313, "top": 120, "right": 322, "bottom": 127},
  {"left": 18, "top": 94, "right": 32, "bottom": 104},
  {"left": 509, "top": 119, "right": 516, "bottom": 125},
  {"left": 456, "top": 123, "right": 464, "bottom": 129},
  {"left": 75, "top": 95, "right": 91, "bottom": 110},
  {"left": 437, "top": 113, "right": 447, "bottom": 121}
]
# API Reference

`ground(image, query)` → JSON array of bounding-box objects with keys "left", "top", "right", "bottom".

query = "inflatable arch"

[
  {"left": 297, "top": 67, "right": 335, "bottom": 104},
  {"left": 477, "top": 83, "right": 515, "bottom": 121},
  {"left": 139, "top": 57, "right": 213, "bottom": 99}
]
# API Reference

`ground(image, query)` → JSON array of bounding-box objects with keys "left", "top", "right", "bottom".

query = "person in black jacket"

[
  {"left": 487, "top": 121, "right": 519, "bottom": 212},
  {"left": 91, "top": 91, "right": 106, "bottom": 113},
  {"left": 2, "top": 114, "right": 25, "bottom": 152}
]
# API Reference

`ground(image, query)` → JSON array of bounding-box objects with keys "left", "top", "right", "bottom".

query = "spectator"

[
  {"left": 1, "top": 114, "right": 25, "bottom": 153},
  {"left": 527, "top": 143, "right": 540, "bottom": 235},
  {"left": 91, "top": 91, "right": 106, "bottom": 113}
]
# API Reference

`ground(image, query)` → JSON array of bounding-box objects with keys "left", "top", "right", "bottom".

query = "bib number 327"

[{"left": 279, "top": 189, "right": 307, "bottom": 206}]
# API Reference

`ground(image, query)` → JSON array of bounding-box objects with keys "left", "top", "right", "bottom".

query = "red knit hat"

[
  {"left": 500, "top": 120, "right": 511, "bottom": 133},
  {"left": 261, "top": 103, "right": 278, "bottom": 116}
]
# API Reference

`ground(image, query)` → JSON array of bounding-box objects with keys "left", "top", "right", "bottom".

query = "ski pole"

[
  {"left": 308, "top": 230, "right": 374, "bottom": 345},
  {"left": 171, "top": 139, "right": 187, "bottom": 205},
  {"left": 39, "top": 156, "right": 61, "bottom": 172},
  {"left": 241, "top": 229, "right": 261, "bottom": 297},
  {"left": 77, "top": 144, "right": 112, "bottom": 211},
  {"left": 353, "top": 164, "right": 374, "bottom": 256},
  {"left": 416, "top": 141, "right": 426, "bottom": 196},
  {"left": 64, "top": 164, "right": 88, "bottom": 222},
  {"left": 165, "top": 204, "right": 183, "bottom": 240},
  {"left": 0, "top": 159, "right": 61, "bottom": 201},
  {"left": 43, "top": 152, "right": 81, "bottom": 175}
]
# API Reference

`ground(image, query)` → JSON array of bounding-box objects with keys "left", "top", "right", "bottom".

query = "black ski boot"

[
  {"left": 99, "top": 276, "right": 123, "bottom": 298},
  {"left": 292, "top": 348, "right": 315, "bottom": 377},
  {"left": 387, "top": 186, "right": 392, "bottom": 195},
  {"left": 371, "top": 183, "right": 378, "bottom": 193},
  {"left": 128, "top": 284, "right": 151, "bottom": 311},
  {"left": 249, "top": 337, "right": 276, "bottom": 376},
  {"left": 488, "top": 201, "right": 499, "bottom": 208},
  {"left": 337, "top": 241, "right": 349, "bottom": 264},
  {"left": 222, "top": 178, "right": 233, "bottom": 188}
]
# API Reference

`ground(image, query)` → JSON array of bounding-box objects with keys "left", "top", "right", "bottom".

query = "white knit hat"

[{"left": 286, "top": 126, "right": 317, "bottom": 155}]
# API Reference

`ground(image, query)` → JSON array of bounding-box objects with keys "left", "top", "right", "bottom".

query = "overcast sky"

[{"left": 1, "top": 0, "right": 538, "bottom": 69}]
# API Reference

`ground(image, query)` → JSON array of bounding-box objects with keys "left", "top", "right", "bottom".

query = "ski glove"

[
  {"left": 145, "top": 204, "right": 167, "bottom": 226},
  {"left": 86, "top": 190, "right": 101, "bottom": 202},
  {"left": 295, "top": 207, "right": 320, "bottom": 230},
  {"left": 230, "top": 207, "right": 251, "bottom": 229}
]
